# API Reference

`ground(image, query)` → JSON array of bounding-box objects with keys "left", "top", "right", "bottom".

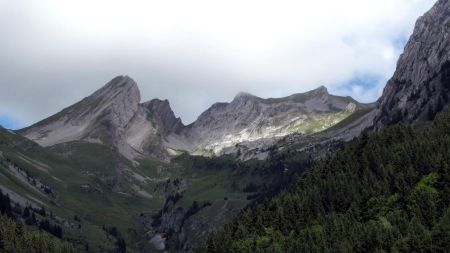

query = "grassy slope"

[
  {"left": 0, "top": 130, "right": 270, "bottom": 252},
  {"left": 325, "top": 107, "right": 374, "bottom": 132},
  {"left": 0, "top": 136, "right": 130, "bottom": 251}
]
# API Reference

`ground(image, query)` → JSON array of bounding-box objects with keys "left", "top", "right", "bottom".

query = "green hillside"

[
  {"left": 0, "top": 127, "right": 301, "bottom": 252},
  {"left": 197, "top": 109, "right": 450, "bottom": 253}
]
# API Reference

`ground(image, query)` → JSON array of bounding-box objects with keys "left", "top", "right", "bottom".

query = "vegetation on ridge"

[{"left": 197, "top": 109, "right": 450, "bottom": 253}]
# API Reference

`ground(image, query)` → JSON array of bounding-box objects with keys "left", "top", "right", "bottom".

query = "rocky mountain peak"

[
  {"left": 20, "top": 76, "right": 142, "bottom": 156},
  {"left": 310, "top": 85, "right": 328, "bottom": 96},
  {"left": 373, "top": 0, "right": 450, "bottom": 128},
  {"left": 233, "top": 91, "right": 256, "bottom": 100},
  {"left": 229, "top": 92, "right": 260, "bottom": 107},
  {"left": 303, "top": 85, "right": 330, "bottom": 102},
  {"left": 86, "top": 76, "right": 141, "bottom": 140},
  {"left": 21, "top": 77, "right": 371, "bottom": 160},
  {"left": 91, "top": 75, "right": 141, "bottom": 105},
  {"left": 143, "top": 99, "right": 184, "bottom": 135},
  {"left": 144, "top": 98, "right": 170, "bottom": 109}
]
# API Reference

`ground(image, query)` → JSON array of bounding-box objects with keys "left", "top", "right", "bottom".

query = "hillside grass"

[{"left": 0, "top": 129, "right": 275, "bottom": 252}]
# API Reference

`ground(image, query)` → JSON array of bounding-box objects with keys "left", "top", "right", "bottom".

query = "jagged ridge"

[{"left": 20, "top": 77, "right": 371, "bottom": 160}]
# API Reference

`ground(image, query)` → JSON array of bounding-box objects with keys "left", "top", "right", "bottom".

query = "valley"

[
  {"left": 0, "top": 0, "right": 449, "bottom": 252},
  {"left": 0, "top": 81, "right": 372, "bottom": 252}
]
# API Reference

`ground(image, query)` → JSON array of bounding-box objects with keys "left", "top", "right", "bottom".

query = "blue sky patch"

[
  {"left": 345, "top": 74, "right": 383, "bottom": 90},
  {"left": 0, "top": 114, "right": 24, "bottom": 130}
]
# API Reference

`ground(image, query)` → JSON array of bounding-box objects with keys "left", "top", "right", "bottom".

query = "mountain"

[
  {"left": 198, "top": 105, "right": 450, "bottom": 253},
  {"left": 2, "top": 1, "right": 449, "bottom": 253},
  {"left": 374, "top": 0, "right": 450, "bottom": 128},
  {"left": 20, "top": 79, "right": 371, "bottom": 160},
  {"left": 20, "top": 76, "right": 182, "bottom": 160},
  {"left": 199, "top": 1, "right": 450, "bottom": 252},
  {"left": 6, "top": 77, "right": 375, "bottom": 252},
  {"left": 169, "top": 85, "right": 371, "bottom": 156}
]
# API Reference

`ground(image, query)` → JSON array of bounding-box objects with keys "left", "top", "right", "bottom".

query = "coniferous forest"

[
  {"left": 197, "top": 109, "right": 450, "bottom": 253},
  {"left": 0, "top": 214, "right": 82, "bottom": 253},
  {"left": 0, "top": 188, "right": 81, "bottom": 252}
]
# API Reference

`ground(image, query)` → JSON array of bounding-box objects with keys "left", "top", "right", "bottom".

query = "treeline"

[
  {"left": 0, "top": 213, "right": 81, "bottom": 253},
  {"left": 197, "top": 109, "right": 450, "bottom": 252},
  {"left": 0, "top": 189, "right": 13, "bottom": 217},
  {"left": 2, "top": 155, "right": 56, "bottom": 197},
  {"left": 0, "top": 189, "right": 63, "bottom": 238},
  {"left": 0, "top": 190, "right": 82, "bottom": 252}
]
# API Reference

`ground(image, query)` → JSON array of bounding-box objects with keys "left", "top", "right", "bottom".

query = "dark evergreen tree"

[
  {"left": 22, "top": 206, "right": 30, "bottom": 219},
  {"left": 0, "top": 190, "right": 12, "bottom": 217},
  {"left": 116, "top": 237, "right": 126, "bottom": 253}
]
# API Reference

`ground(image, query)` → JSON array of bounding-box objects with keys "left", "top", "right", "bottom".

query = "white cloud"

[{"left": 0, "top": 0, "right": 436, "bottom": 126}]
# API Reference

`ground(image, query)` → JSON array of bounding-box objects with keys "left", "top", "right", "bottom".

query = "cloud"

[{"left": 0, "top": 0, "right": 436, "bottom": 128}]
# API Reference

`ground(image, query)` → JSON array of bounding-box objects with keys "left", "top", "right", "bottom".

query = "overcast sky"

[{"left": 0, "top": 0, "right": 436, "bottom": 129}]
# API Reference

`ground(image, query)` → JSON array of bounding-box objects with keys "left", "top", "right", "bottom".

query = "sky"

[{"left": 0, "top": 0, "right": 436, "bottom": 129}]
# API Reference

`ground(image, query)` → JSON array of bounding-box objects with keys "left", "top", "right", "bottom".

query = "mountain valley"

[
  {"left": 0, "top": 0, "right": 449, "bottom": 253},
  {"left": 1, "top": 81, "right": 372, "bottom": 252}
]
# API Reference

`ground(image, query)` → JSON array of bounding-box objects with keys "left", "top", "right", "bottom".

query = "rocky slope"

[
  {"left": 168, "top": 86, "right": 369, "bottom": 156},
  {"left": 374, "top": 0, "right": 450, "bottom": 128},
  {"left": 20, "top": 79, "right": 370, "bottom": 160},
  {"left": 21, "top": 76, "right": 140, "bottom": 148},
  {"left": 20, "top": 76, "right": 182, "bottom": 160}
]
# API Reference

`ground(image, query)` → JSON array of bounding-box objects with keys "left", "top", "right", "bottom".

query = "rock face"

[
  {"left": 168, "top": 86, "right": 368, "bottom": 155},
  {"left": 20, "top": 76, "right": 180, "bottom": 159},
  {"left": 21, "top": 77, "right": 370, "bottom": 160},
  {"left": 21, "top": 76, "right": 140, "bottom": 158},
  {"left": 374, "top": 0, "right": 450, "bottom": 128},
  {"left": 143, "top": 99, "right": 184, "bottom": 135}
]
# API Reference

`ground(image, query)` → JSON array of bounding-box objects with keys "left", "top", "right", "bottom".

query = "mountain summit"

[
  {"left": 20, "top": 76, "right": 179, "bottom": 159},
  {"left": 20, "top": 79, "right": 370, "bottom": 160},
  {"left": 374, "top": 0, "right": 450, "bottom": 128},
  {"left": 21, "top": 76, "right": 140, "bottom": 154}
]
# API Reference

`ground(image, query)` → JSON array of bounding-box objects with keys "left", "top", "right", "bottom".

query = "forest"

[{"left": 197, "top": 109, "right": 450, "bottom": 253}]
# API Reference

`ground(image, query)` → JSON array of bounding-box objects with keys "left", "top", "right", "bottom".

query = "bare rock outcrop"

[{"left": 374, "top": 0, "right": 450, "bottom": 128}]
